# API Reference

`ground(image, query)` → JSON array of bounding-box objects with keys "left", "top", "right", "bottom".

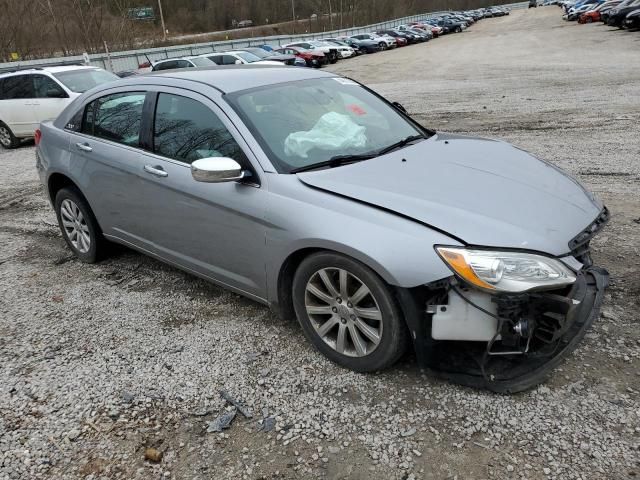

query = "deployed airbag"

[{"left": 284, "top": 112, "right": 367, "bottom": 159}]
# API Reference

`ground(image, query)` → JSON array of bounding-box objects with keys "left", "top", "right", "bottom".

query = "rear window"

[{"left": 53, "top": 69, "right": 119, "bottom": 93}]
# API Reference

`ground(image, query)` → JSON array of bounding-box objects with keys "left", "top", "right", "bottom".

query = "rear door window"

[
  {"left": 221, "top": 55, "right": 239, "bottom": 65},
  {"left": 155, "top": 61, "right": 177, "bottom": 71},
  {"left": 152, "top": 93, "right": 247, "bottom": 165},
  {"left": 33, "top": 75, "right": 67, "bottom": 98},
  {"left": 82, "top": 92, "right": 146, "bottom": 147}
]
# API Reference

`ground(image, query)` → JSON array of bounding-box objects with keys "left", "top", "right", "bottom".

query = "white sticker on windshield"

[{"left": 333, "top": 78, "right": 358, "bottom": 85}]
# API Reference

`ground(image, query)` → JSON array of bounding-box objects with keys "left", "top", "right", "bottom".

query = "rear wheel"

[
  {"left": 54, "top": 187, "right": 106, "bottom": 263},
  {"left": 0, "top": 122, "right": 20, "bottom": 149},
  {"left": 293, "top": 252, "right": 408, "bottom": 372}
]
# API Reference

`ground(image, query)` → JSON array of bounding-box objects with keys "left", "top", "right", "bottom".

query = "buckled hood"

[{"left": 297, "top": 133, "right": 603, "bottom": 256}]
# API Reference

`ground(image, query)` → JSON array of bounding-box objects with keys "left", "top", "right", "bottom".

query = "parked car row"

[
  {"left": 558, "top": 0, "right": 640, "bottom": 27},
  {"left": 139, "top": 7, "right": 512, "bottom": 74},
  {"left": 0, "top": 6, "right": 511, "bottom": 148}
]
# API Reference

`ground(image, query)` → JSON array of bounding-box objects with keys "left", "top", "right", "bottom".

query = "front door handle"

[
  {"left": 75, "top": 142, "right": 92, "bottom": 152},
  {"left": 144, "top": 165, "right": 168, "bottom": 177}
]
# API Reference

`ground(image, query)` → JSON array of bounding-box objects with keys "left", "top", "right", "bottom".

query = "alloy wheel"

[
  {"left": 304, "top": 267, "right": 383, "bottom": 358},
  {"left": 0, "top": 126, "right": 11, "bottom": 147},
  {"left": 60, "top": 199, "right": 91, "bottom": 253}
]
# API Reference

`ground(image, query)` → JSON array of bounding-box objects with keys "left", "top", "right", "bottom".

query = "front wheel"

[{"left": 293, "top": 252, "right": 408, "bottom": 372}]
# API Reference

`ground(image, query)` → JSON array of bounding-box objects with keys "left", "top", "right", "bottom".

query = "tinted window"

[
  {"left": 0, "top": 75, "right": 34, "bottom": 100},
  {"left": 33, "top": 75, "right": 67, "bottom": 98},
  {"left": 83, "top": 92, "right": 145, "bottom": 146},
  {"left": 221, "top": 55, "right": 239, "bottom": 65},
  {"left": 208, "top": 55, "right": 223, "bottom": 65},
  {"left": 153, "top": 93, "right": 246, "bottom": 165},
  {"left": 154, "top": 61, "right": 177, "bottom": 71},
  {"left": 175, "top": 60, "right": 192, "bottom": 68}
]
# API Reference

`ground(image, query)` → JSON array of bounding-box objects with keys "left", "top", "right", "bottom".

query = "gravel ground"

[{"left": 1, "top": 7, "right": 639, "bottom": 480}]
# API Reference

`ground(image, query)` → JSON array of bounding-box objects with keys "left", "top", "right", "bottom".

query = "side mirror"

[
  {"left": 392, "top": 101, "right": 408, "bottom": 114},
  {"left": 46, "top": 88, "right": 68, "bottom": 98},
  {"left": 191, "top": 157, "right": 245, "bottom": 183},
  {"left": 235, "top": 59, "right": 243, "bottom": 65}
]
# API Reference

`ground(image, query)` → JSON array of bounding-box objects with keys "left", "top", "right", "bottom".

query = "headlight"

[{"left": 435, "top": 246, "right": 577, "bottom": 293}]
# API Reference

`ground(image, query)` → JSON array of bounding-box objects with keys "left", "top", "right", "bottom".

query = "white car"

[
  {"left": 151, "top": 56, "right": 217, "bottom": 71},
  {"left": 351, "top": 33, "right": 396, "bottom": 49},
  {"left": 284, "top": 41, "right": 341, "bottom": 63},
  {"left": 0, "top": 66, "right": 118, "bottom": 148},
  {"left": 199, "top": 51, "right": 282, "bottom": 66},
  {"left": 319, "top": 41, "right": 357, "bottom": 59}
]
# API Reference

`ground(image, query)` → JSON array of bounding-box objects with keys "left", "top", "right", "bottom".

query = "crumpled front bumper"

[{"left": 400, "top": 267, "right": 609, "bottom": 394}]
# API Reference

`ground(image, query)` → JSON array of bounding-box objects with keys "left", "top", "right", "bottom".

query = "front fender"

[{"left": 264, "top": 174, "right": 461, "bottom": 305}]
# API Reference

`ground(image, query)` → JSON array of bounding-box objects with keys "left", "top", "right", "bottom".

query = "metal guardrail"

[{"left": 0, "top": 2, "right": 528, "bottom": 74}]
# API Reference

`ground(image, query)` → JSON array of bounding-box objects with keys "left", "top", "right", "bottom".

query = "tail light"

[{"left": 34, "top": 129, "right": 42, "bottom": 146}]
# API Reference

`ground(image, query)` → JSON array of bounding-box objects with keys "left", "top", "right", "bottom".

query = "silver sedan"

[{"left": 36, "top": 66, "right": 609, "bottom": 392}]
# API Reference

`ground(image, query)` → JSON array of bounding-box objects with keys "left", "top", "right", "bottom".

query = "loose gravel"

[{"left": 1, "top": 7, "right": 639, "bottom": 480}]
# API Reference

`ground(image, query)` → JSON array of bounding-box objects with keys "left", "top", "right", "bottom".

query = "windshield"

[
  {"left": 53, "top": 68, "right": 119, "bottom": 93},
  {"left": 226, "top": 78, "right": 427, "bottom": 173},
  {"left": 246, "top": 48, "right": 269, "bottom": 59},
  {"left": 190, "top": 57, "right": 215, "bottom": 67},
  {"left": 234, "top": 52, "right": 262, "bottom": 63}
]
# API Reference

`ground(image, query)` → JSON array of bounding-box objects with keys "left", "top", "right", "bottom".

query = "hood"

[
  {"left": 627, "top": 7, "right": 640, "bottom": 15},
  {"left": 296, "top": 133, "right": 603, "bottom": 256}
]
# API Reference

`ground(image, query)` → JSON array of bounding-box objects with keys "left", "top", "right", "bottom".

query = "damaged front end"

[{"left": 399, "top": 210, "right": 610, "bottom": 393}]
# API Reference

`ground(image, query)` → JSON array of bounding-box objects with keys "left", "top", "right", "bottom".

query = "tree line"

[{"left": 0, "top": 0, "right": 498, "bottom": 62}]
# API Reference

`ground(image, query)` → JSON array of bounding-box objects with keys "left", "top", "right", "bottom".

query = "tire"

[
  {"left": 54, "top": 187, "right": 105, "bottom": 263},
  {"left": 0, "top": 122, "right": 20, "bottom": 149},
  {"left": 292, "top": 252, "right": 408, "bottom": 372},
  {"left": 379, "top": 42, "right": 386, "bottom": 50},
  {"left": 455, "top": 26, "right": 462, "bottom": 33},
  {"left": 586, "top": 17, "right": 593, "bottom": 23}
]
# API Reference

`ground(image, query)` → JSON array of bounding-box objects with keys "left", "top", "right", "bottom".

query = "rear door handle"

[
  {"left": 144, "top": 165, "right": 168, "bottom": 177},
  {"left": 75, "top": 142, "right": 92, "bottom": 152}
]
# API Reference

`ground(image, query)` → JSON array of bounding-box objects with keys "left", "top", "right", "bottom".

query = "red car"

[
  {"left": 578, "top": 9, "right": 601, "bottom": 22},
  {"left": 410, "top": 22, "right": 443, "bottom": 37},
  {"left": 275, "top": 46, "right": 327, "bottom": 68}
]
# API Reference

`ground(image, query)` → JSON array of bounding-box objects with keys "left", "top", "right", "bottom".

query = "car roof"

[
  {"left": 119, "top": 65, "right": 338, "bottom": 94},
  {"left": 0, "top": 65, "right": 102, "bottom": 78}
]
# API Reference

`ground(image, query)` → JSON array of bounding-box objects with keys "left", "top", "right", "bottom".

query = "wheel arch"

[
  {"left": 274, "top": 244, "right": 401, "bottom": 321},
  {"left": 47, "top": 172, "right": 81, "bottom": 205},
  {"left": 47, "top": 172, "right": 104, "bottom": 233}
]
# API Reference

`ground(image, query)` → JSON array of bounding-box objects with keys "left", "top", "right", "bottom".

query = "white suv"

[{"left": 0, "top": 66, "right": 118, "bottom": 148}]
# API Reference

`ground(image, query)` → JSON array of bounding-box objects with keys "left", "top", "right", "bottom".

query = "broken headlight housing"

[{"left": 435, "top": 246, "right": 577, "bottom": 293}]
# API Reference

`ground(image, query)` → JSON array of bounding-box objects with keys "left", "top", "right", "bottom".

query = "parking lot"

[{"left": 1, "top": 6, "right": 639, "bottom": 480}]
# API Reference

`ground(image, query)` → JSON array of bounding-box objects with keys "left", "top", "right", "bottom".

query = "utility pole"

[
  {"left": 328, "top": 0, "right": 333, "bottom": 31},
  {"left": 157, "top": 0, "right": 167, "bottom": 41},
  {"left": 291, "top": 0, "right": 296, "bottom": 33}
]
